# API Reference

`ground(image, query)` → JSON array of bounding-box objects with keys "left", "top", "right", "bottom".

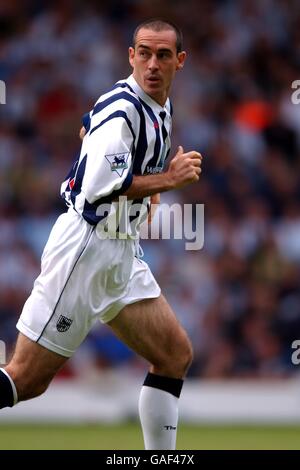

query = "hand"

[
  {"left": 79, "top": 126, "right": 86, "bottom": 140},
  {"left": 167, "top": 146, "right": 202, "bottom": 189}
]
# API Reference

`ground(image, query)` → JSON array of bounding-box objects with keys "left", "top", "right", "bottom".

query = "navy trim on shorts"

[{"left": 36, "top": 226, "right": 96, "bottom": 344}]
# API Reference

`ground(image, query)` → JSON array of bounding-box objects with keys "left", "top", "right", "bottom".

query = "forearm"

[{"left": 123, "top": 173, "right": 174, "bottom": 199}]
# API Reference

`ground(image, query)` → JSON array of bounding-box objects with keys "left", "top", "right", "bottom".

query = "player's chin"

[
  {"left": 145, "top": 78, "right": 162, "bottom": 89},
  {"left": 145, "top": 83, "right": 163, "bottom": 99}
]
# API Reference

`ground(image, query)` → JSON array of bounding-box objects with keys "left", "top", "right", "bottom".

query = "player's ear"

[
  {"left": 129, "top": 47, "right": 135, "bottom": 68},
  {"left": 176, "top": 51, "right": 186, "bottom": 71}
]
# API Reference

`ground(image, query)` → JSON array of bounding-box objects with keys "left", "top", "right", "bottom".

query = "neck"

[
  {"left": 153, "top": 92, "right": 168, "bottom": 107},
  {"left": 132, "top": 73, "right": 169, "bottom": 107}
]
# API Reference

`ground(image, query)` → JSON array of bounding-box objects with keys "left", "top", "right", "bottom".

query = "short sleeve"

[{"left": 82, "top": 116, "right": 134, "bottom": 203}]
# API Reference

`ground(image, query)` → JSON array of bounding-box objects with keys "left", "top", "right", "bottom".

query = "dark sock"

[
  {"left": 0, "top": 368, "right": 16, "bottom": 408},
  {"left": 143, "top": 372, "right": 184, "bottom": 398}
]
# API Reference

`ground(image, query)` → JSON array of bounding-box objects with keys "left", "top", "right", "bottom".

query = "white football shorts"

[{"left": 17, "top": 208, "right": 160, "bottom": 357}]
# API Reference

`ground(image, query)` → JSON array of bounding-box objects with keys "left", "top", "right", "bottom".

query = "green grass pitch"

[{"left": 0, "top": 423, "right": 299, "bottom": 449}]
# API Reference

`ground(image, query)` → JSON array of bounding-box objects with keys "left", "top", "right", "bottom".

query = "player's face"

[{"left": 129, "top": 28, "right": 186, "bottom": 106}]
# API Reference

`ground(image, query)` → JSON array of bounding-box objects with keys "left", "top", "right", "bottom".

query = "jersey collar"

[{"left": 127, "top": 75, "right": 169, "bottom": 114}]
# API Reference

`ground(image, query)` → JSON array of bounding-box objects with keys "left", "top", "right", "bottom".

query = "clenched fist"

[{"left": 167, "top": 146, "right": 202, "bottom": 189}]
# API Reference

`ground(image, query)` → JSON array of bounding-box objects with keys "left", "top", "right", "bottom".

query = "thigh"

[
  {"left": 6, "top": 333, "right": 68, "bottom": 393},
  {"left": 107, "top": 294, "right": 191, "bottom": 376}
]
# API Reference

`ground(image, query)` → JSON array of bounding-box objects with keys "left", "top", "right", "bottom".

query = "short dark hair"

[{"left": 132, "top": 19, "right": 183, "bottom": 53}]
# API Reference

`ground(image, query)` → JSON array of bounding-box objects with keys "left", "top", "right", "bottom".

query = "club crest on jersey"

[
  {"left": 56, "top": 315, "right": 73, "bottom": 332},
  {"left": 105, "top": 152, "right": 130, "bottom": 177}
]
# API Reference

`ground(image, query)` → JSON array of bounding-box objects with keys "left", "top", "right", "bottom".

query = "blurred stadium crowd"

[{"left": 1, "top": 0, "right": 300, "bottom": 379}]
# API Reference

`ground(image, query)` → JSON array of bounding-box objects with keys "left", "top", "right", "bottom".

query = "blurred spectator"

[{"left": 1, "top": 0, "right": 300, "bottom": 379}]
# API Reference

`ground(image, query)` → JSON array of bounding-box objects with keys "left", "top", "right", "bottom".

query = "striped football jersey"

[{"left": 61, "top": 75, "right": 172, "bottom": 237}]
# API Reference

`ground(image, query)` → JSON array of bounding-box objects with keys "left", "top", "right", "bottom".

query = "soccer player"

[{"left": 0, "top": 19, "right": 202, "bottom": 449}]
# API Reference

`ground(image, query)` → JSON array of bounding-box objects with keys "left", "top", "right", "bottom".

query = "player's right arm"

[
  {"left": 78, "top": 108, "right": 202, "bottom": 202},
  {"left": 123, "top": 146, "right": 202, "bottom": 200}
]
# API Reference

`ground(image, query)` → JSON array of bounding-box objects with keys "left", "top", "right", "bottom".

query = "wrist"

[{"left": 163, "top": 172, "right": 176, "bottom": 191}]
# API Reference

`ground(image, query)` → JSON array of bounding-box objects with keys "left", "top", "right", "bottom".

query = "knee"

[
  {"left": 152, "top": 335, "right": 194, "bottom": 379},
  {"left": 5, "top": 365, "right": 50, "bottom": 402},
  {"left": 180, "top": 338, "right": 193, "bottom": 375},
  {"left": 168, "top": 334, "right": 193, "bottom": 377}
]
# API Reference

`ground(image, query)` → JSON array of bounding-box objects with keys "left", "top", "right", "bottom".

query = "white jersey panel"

[{"left": 83, "top": 117, "right": 133, "bottom": 203}]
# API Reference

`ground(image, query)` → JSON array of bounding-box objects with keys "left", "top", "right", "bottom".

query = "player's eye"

[
  {"left": 158, "top": 52, "right": 172, "bottom": 60},
  {"left": 139, "top": 50, "right": 149, "bottom": 58}
]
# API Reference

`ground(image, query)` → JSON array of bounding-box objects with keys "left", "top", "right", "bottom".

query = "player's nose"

[{"left": 148, "top": 54, "right": 159, "bottom": 70}]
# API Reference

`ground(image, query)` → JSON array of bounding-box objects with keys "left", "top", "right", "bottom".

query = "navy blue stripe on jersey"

[
  {"left": 82, "top": 172, "right": 133, "bottom": 225},
  {"left": 83, "top": 199, "right": 110, "bottom": 225},
  {"left": 70, "top": 154, "right": 87, "bottom": 207},
  {"left": 138, "top": 97, "right": 161, "bottom": 170},
  {"left": 131, "top": 112, "right": 147, "bottom": 175},
  {"left": 90, "top": 110, "right": 136, "bottom": 144},
  {"left": 61, "top": 156, "right": 79, "bottom": 203},
  {"left": 170, "top": 102, "right": 173, "bottom": 116},
  {"left": 92, "top": 91, "right": 147, "bottom": 175},
  {"left": 90, "top": 110, "right": 136, "bottom": 159},
  {"left": 93, "top": 91, "right": 140, "bottom": 118},
  {"left": 63, "top": 156, "right": 79, "bottom": 186},
  {"left": 112, "top": 82, "right": 135, "bottom": 94},
  {"left": 82, "top": 112, "right": 91, "bottom": 132},
  {"left": 159, "top": 111, "right": 168, "bottom": 142}
]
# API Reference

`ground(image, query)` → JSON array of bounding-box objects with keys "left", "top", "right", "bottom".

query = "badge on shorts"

[
  {"left": 105, "top": 152, "right": 130, "bottom": 176},
  {"left": 56, "top": 315, "right": 73, "bottom": 332}
]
